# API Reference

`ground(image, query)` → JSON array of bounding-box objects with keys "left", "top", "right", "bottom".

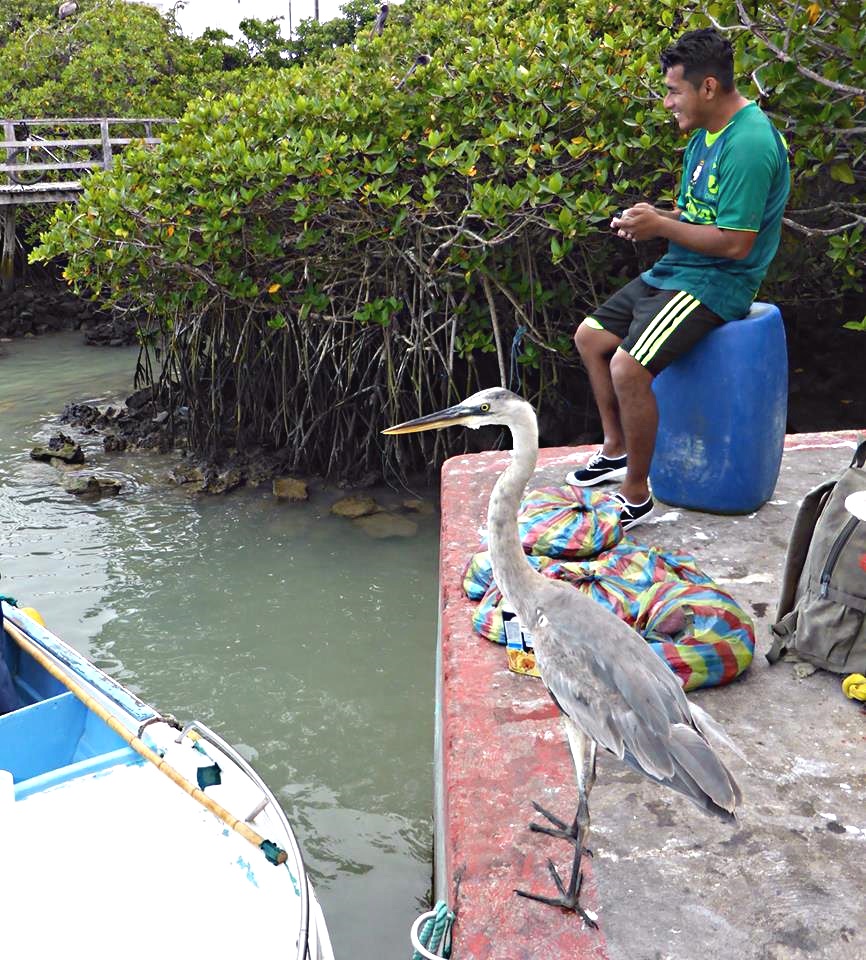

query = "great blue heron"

[{"left": 384, "top": 387, "right": 742, "bottom": 924}]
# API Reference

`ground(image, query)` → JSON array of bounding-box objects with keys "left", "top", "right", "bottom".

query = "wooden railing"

[
  {"left": 0, "top": 117, "right": 175, "bottom": 205},
  {"left": 1, "top": 117, "right": 174, "bottom": 291}
]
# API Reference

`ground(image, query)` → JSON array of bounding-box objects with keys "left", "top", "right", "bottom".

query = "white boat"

[{"left": 0, "top": 600, "right": 335, "bottom": 959}]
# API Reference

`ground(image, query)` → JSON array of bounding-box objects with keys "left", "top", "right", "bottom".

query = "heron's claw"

[
  {"left": 515, "top": 861, "right": 598, "bottom": 927},
  {"left": 528, "top": 801, "right": 592, "bottom": 856},
  {"left": 529, "top": 800, "right": 572, "bottom": 834}
]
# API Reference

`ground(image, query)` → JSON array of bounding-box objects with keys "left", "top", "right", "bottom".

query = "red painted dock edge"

[
  {"left": 434, "top": 430, "right": 863, "bottom": 959},
  {"left": 436, "top": 442, "right": 608, "bottom": 960}
]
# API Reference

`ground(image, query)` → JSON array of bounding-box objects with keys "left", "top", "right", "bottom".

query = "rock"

[
  {"left": 152, "top": 410, "right": 170, "bottom": 425},
  {"left": 64, "top": 476, "right": 122, "bottom": 498},
  {"left": 353, "top": 512, "right": 418, "bottom": 539},
  {"left": 61, "top": 402, "right": 105, "bottom": 430},
  {"left": 125, "top": 386, "right": 154, "bottom": 411},
  {"left": 204, "top": 467, "right": 244, "bottom": 495},
  {"left": 103, "top": 434, "right": 128, "bottom": 453},
  {"left": 401, "top": 497, "right": 435, "bottom": 515},
  {"left": 171, "top": 463, "right": 204, "bottom": 485},
  {"left": 273, "top": 476, "right": 309, "bottom": 501},
  {"left": 30, "top": 433, "right": 84, "bottom": 464},
  {"left": 330, "top": 494, "right": 380, "bottom": 518}
]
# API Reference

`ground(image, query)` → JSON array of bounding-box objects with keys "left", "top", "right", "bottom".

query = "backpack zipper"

[{"left": 819, "top": 515, "right": 860, "bottom": 598}]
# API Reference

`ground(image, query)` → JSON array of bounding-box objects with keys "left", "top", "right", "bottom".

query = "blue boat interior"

[{"left": 0, "top": 627, "right": 140, "bottom": 799}]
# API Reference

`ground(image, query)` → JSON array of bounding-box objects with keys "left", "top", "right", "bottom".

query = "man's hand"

[
  {"left": 611, "top": 203, "right": 667, "bottom": 242},
  {"left": 610, "top": 204, "right": 755, "bottom": 259}
]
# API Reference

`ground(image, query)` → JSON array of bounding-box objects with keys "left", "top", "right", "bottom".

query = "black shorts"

[{"left": 585, "top": 278, "right": 723, "bottom": 375}]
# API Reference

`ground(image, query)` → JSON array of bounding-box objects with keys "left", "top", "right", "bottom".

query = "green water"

[{"left": 0, "top": 332, "right": 439, "bottom": 958}]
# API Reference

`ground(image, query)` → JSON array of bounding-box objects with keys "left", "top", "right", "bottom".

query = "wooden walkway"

[
  {"left": 1, "top": 117, "right": 173, "bottom": 290},
  {"left": 1, "top": 117, "right": 172, "bottom": 205}
]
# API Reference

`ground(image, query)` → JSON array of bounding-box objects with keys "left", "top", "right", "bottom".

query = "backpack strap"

[
  {"left": 767, "top": 478, "right": 836, "bottom": 665},
  {"left": 767, "top": 610, "right": 796, "bottom": 663},
  {"left": 773, "top": 479, "right": 835, "bottom": 619},
  {"left": 824, "top": 584, "right": 866, "bottom": 613}
]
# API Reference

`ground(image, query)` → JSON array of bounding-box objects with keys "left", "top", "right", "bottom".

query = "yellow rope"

[{"left": 4, "top": 617, "right": 287, "bottom": 864}]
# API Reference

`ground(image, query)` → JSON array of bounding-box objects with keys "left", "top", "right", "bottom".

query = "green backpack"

[{"left": 768, "top": 439, "right": 866, "bottom": 674}]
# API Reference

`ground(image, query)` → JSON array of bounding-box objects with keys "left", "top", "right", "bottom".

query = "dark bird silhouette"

[
  {"left": 384, "top": 388, "right": 742, "bottom": 924},
  {"left": 370, "top": 3, "right": 389, "bottom": 38},
  {"left": 395, "top": 53, "right": 431, "bottom": 90}
]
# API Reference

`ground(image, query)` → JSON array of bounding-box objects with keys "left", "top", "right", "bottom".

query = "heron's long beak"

[{"left": 382, "top": 403, "right": 475, "bottom": 435}]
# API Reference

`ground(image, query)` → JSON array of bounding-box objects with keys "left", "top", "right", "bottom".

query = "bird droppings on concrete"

[{"left": 715, "top": 572, "right": 774, "bottom": 585}]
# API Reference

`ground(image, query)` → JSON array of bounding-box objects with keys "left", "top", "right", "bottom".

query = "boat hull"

[{"left": 0, "top": 602, "right": 334, "bottom": 960}]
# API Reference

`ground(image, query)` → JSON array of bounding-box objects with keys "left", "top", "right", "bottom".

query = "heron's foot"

[
  {"left": 529, "top": 800, "right": 572, "bottom": 834},
  {"left": 515, "top": 859, "right": 598, "bottom": 927},
  {"left": 528, "top": 801, "right": 593, "bottom": 856}
]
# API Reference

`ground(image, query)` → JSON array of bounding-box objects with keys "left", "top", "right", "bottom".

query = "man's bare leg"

[
  {"left": 609, "top": 348, "right": 657, "bottom": 504},
  {"left": 574, "top": 322, "right": 627, "bottom": 458}
]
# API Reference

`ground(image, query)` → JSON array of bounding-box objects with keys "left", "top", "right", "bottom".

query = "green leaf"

[{"left": 830, "top": 162, "right": 855, "bottom": 184}]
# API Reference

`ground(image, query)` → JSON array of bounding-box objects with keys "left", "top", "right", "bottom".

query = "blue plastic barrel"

[{"left": 649, "top": 301, "right": 787, "bottom": 514}]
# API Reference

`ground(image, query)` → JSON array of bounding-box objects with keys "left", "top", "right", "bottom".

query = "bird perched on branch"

[
  {"left": 384, "top": 388, "right": 742, "bottom": 924},
  {"left": 370, "top": 3, "right": 388, "bottom": 38},
  {"left": 395, "top": 53, "right": 431, "bottom": 90},
  {"left": 58, "top": 1, "right": 78, "bottom": 19}
]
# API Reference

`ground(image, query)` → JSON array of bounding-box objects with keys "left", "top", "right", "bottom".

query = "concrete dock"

[{"left": 435, "top": 431, "right": 864, "bottom": 960}]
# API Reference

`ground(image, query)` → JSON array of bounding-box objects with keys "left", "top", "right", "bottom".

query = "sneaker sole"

[
  {"left": 621, "top": 507, "right": 656, "bottom": 531},
  {"left": 566, "top": 465, "right": 628, "bottom": 487}
]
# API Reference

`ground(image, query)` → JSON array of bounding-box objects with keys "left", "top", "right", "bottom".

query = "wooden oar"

[{"left": 3, "top": 617, "right": 288, "bottom": 865}]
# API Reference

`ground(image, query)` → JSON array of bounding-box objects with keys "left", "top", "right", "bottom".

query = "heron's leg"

[
  {"left": 516, "top": 727, "right": 599, "bottom": 922},
  {"left": 529, "top": 726, "right": 597, "bottom": 854}
]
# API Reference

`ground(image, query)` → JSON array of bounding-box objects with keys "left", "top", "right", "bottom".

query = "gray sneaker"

[{"left": 566, "top": 450, "right": 628, "bottom": 487}]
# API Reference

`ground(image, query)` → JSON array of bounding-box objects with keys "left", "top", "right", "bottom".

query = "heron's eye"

[{"left": 480, "top": 403, "right": 490, "bottom": 412}]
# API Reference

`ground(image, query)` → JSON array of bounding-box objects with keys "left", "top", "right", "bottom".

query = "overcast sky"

[{"left": 149, "top": 1, "right": 346, "bottom": 39}]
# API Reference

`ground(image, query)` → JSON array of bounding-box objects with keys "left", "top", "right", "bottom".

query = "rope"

[
  {"left": 3, "top": 616, "right": 289, "bottom": 866},
  {"left": 410, "top": 900, "right": 455, "bottom": 960},
  {"left": 508, "top": 324, "right": 527, "bottom": 392}
]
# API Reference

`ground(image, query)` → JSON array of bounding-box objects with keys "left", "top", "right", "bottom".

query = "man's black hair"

[{"left": 660, "top": 28, "right": 735, "bottom": 92}]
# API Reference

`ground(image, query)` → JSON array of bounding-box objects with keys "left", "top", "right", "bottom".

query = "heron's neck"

[{"left": 486, "top": 411, "right": 542, "bottom": 624}]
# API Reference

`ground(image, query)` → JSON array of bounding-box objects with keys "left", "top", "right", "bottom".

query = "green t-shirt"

[{"left": 641, "top": 102, "right": 790, "bottom": 322}]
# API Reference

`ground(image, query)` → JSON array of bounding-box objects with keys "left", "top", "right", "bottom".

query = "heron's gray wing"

[{"left": 535, "top": 584, "right": 741, "bottom": 819}]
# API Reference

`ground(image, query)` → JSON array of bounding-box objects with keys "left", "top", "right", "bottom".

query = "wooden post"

[
  {"left": 3, "top": 119, "right": 15, "bottom": 184},
  {"left": 2, "top": 120, "right": 18, "bottom": 292},
  {"left": 1, "top": 204, "right": 15, "bottom": 295},
  {"left": 100, "top": 118, "right": 113, "bottom": 170}
]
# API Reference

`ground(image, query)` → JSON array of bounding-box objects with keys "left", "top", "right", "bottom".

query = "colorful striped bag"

[{"left": 462, "top": 487, "right": 755, "bottom": 690}]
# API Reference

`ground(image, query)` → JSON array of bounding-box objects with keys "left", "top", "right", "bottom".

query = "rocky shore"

[
  {"left": 0, "top": 274, "right": 139, "bottom": 346},
  {"left": 45, "top": 394, "right": 432, "bottom": 535}
]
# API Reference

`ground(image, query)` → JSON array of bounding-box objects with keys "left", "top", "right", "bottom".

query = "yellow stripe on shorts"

[{"left": 631, "top": 293, "right": 701, "bottom": 366}]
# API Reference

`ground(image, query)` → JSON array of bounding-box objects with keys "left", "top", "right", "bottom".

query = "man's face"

[{"left": 662, "top": 65, "right": 706, "bottom": 132}]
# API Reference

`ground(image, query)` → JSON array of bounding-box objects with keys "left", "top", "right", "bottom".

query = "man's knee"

[
  {"left": 610, "top": 347, "right": 653, "bottom": 392},
  {"left": 574, "top": 318, "right": 611, "bottom": 359}
]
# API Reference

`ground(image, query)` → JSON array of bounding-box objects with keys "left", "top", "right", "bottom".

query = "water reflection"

[{"left": 1, "top": 332, "right": 437, "bottom": 957}]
